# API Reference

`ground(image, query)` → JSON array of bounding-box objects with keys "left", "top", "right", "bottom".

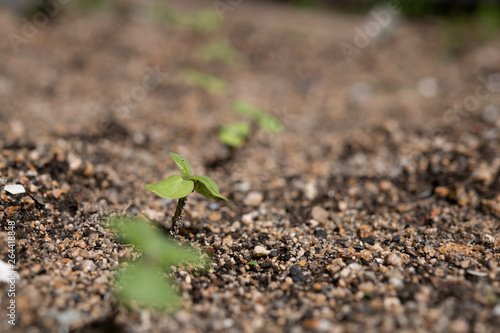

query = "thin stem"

[{"left": 170, "top": 197, "right": 187, "bottom": 236}]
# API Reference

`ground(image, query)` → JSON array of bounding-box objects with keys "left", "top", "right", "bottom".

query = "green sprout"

[
  {"left": 110, "top": 217, "right": 209, "bottom": 310},
  {"left": 218, "top": 121, "right": 251, "bottom": 148},
  {"left": 199, "top": 40, "right": 236, "bottom": 63},
  {"left": 145, "top": 153, "right": 228, "bottom": 236},
  {"left": 218, "top": 101, "right": 285, "bottom": 147},
  {"left": 181, "top": 69, "right": 227, "bottom": 94}
]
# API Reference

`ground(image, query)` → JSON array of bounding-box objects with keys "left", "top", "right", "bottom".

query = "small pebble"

[
  {"left": 253, "top": 246, "right": 270, "bottom": 257},
  {"left": 385, "top": 252, "right": 404, "bottom": 266},
  {"left": 52, "top": 188, "right": 63, "bottom": 199},
  {"left": 481, "top": 234, "right": 495, "bottom": 245},
  {"left": 289, "top": 265, "right": 305, "bottom": 282},
  {"left": 311, "top": 206, "right": 329, "bottom": 223},
  {"left": 4, "top": 184, "right": 25, "bottom": 195},
  {"left": 338, "top": 201, "right": 348, "bottom": 211},
  {"left": 313, "top": 229, "right": 327, "bottom": 238},
  {"left": 304, "top": 182, "right": 318, "bottom": 200},
  {"left": 435, "top": 186, "right": 450, "bottom": 197},
  {"left": 244, "top": 191, "right": 263, "bottom": 206}
]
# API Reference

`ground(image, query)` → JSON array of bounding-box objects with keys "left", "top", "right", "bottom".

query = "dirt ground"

[{"left": 0, "top": 0, "right": 499, "bottom": 332}]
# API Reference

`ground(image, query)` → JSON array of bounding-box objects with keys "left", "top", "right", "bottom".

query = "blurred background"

[{"left": 0, "top": 0, "right": 499, "bottom": 178}]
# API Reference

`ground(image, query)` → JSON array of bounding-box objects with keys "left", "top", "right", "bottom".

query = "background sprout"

[
  {"left": 218, "top": 121, "right": 252, "bottom": 147},
  {"left": 217, "top": 101, "right": 285, "bottom": 149},
  {"left": 145, "top": 152, "right": 228, "bottom": 235}
]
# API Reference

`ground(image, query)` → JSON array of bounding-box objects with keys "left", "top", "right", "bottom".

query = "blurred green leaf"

[
  {"left": 145, "top": 175, "right": 194, "bottom": 199},
  {"left": 115, "top": 262, "right": 180, "bottom": 310},
  {"left": 199, "top": 40, "right": 236, "bottom": 63},
  {"left": 182, "top": 69, "right": 227, "bottom": 94},
  {"left": 110, "top": 217, "right": 205, "bottom": 266},
  {"left": 218, "top": 121, "right": 251, "bottom": 147},
  {"left": 232, "top": 101, "right": 284, "bottom": 132},
  {"left": 190, "top": 176, "right": 228, "bottom": 201},
  {"left": 232, "top": 100, "right": 262, "bottom": 119},
  {"left": 255, "top": 113, "right": 285, "bottom": 133},
  {"left": 181, "top": 10, "right": 221, "bottom": 32}
]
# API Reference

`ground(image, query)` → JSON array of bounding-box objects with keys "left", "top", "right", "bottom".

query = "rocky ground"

[{"left": 0, "top": 0, "right": 499, "bottom": 332}]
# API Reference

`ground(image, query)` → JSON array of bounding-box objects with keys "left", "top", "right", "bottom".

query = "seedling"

[
  {"left": 181, "top": 69, "right": 227, "bottom": 94},
  {"left": 199, "top": 39, "right": 236, "bottom": 64},
  {"left": 145, "top": 152, "right": 228, "bottom": 236},
  {"left": 217, "top": 101, "right": 284, "bottom": 147}
]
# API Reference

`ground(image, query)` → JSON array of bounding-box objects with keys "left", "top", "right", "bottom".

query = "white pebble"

[
  {"left": 253, "top": 246, "right": 270, "bottom": 257},
  {"left": 244, "top": 191, "right": 263, "bottom": 206},
  {"left": 4, "top": 184, "right": 25, "bottom": 195},
  {"left": 417, "top": 77, "right": 438, "bottom": 98}
]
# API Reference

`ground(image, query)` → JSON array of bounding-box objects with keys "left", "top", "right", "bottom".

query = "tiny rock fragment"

[
  {"left": 312, "top": 282, "right": 322, "bottom": 292},
  {"left": 357, "top": 224, "right": 373, "bottom": 238},
  {"left": 241, "top": 213, "right": 253, "bottom": 225},
  {"left": 338, "top": 201, "right": 348, "bottom": 211},
  {"left": 4, "top": 184, "right": 25, "bottom": 195},
  {"left": 326, "top": 258, "right": 346, "bottom": 274},
  {"left": 384, "top": 252, "right": 404, "bottom": 266},
  {"left": 481, "top": 234, "right": 495, "bottom": 245},
  {"left": 5, "top": 206, "right": 19, "bottom": 217},
  {"left": 52, "top": 188, "right": 63, "bottom": 199},
  {"left": 358, "top": 249, "right": 373, "bottom": 262},
  {"left": 289, "top": 265, "right": 305, "bottom": 282},
  {"left": 253, "top": 246, "right": 270, "bottom": 257},
  {"left": 396, "top": 203, "right": 413, "bottom": 213},
  {"left": 473, "top": 165, "right": 492, "bottom": 186},
  {"left": 244, "top": 191, "right": 263, "bottom": 206},
  {"left": 18, "top": 176, "right": 29, "bottom": 185},
  {"left": 339, "top": 247, "right": 356, "bottom": 259},
  {"left": 304, "top": 181, "right": 318, "bottom": 200},
  {"left": 311, "top": 205, "right": 329, "bottom": 223},
  {"left": 384, "top": 296, "right": 401, "bottom": 310},
  {"left": 466, "top": 270, "right": 488, "bottom": 277},
  {"left": 303, "top": 318, "right": 319, "bottom": 331},
  {"left": 67, "top": 152, "right": 83, "bottom": 171},
  {"left": 434, "top": 186, "right": 450, "bottom": 197},
  {"left": 83, "top": 162, "right": 94, "bottom": 177},
  {"left": 379, "top": 180, "right": 391, "bottom": 192},
  {"left": 438, "top": 243, "right": 470, "bottom": 256},
  {"left": 21, "top": 196, "right": 35, "bottom": 209},
  {"left": 450, "top": 184, "right": 468, "bottom": 207},
  {"left": 209, "top": 212, "right": 221, "bottom": 221}
]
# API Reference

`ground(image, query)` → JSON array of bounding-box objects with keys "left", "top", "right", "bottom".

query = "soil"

[{"left": 0, "top": 1, "right": 499, "bottom": 332}]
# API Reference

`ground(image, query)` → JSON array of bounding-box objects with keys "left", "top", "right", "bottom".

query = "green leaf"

[
  {"left": 110, "top": 217, "right": 206, "bottom": 266},
  {"left": 255, "top": 113, "right": 284, "bottom": 133},
  {"left": 145, "top": 174, "right": 194, "bottom": 199},
  {"left": 247, "top": 260, "right": 258, "bottom": 266},
  {"left": 199, "top": 39, "right": 236, "bottom": 63},
  {"left": 115, "top": 263, "right": 180, "bottom": 310},
  {"left": 189, "top": 176, "right": 228, "bottom": 201},
  {"left": 181, "top": 69, "right": 226, "bottom": 94},
  {"left": 169, "top": 152, "right": 193, "bottom": 179},
  {"left": 218, "top": 121, "right": 251, "bottom": 147},
  {"left": 179, "top": 10, "right": 221, "bottom": 32},
  {"left": 232, "top": 100, "right": 284, "bottom": 133},
  {"left": 232, "top": 100, "right": 262, "bottom": 119}
]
